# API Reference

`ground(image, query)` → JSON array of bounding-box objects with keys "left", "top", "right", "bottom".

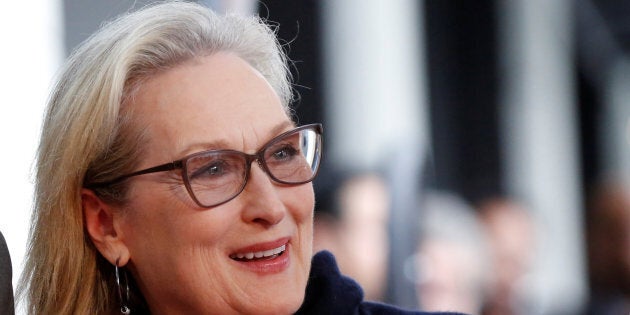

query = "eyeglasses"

[{"left": 88, "top": 124, "right": 323, "bottom": 208}]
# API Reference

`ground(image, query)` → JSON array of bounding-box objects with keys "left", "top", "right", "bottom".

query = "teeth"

[{"left": 231, "top": 244, "right": 286, "bottom": 260}]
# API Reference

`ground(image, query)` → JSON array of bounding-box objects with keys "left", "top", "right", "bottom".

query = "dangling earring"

[{"left": 115, "top": 258, "right": 131, "bottom": 315}]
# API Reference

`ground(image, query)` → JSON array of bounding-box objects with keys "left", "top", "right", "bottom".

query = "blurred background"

[{"left": 1, "top": 0, "right": 629, "bottom": 314}]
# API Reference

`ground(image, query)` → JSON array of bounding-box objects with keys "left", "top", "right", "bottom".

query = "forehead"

[{"left": 129, "top": 52, "right": 290, "bottom": 160}]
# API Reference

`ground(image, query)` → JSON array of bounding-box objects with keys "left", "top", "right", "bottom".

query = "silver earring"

[{"left": 115, "top": 258, "right": 131, "bottom": 315}]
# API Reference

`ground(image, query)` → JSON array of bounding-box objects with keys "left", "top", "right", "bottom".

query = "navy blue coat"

[{"left": 295, "top": 251, "right": 468, "bottom": 315}]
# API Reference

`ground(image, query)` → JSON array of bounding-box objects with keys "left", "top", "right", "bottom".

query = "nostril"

[
  {"left": 252, "top": 217, "right": 276, "bottom": 226},
  {"left": 246, "top": 205, "right": 285, "bottom": 227}
]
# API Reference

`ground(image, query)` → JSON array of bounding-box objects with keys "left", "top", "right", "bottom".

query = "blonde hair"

[{"left": 19, "top": 1, "right": 293, "bottom": 313}]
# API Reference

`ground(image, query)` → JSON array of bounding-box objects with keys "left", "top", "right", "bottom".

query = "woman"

[{"left": 19, "top": 2, "right": 466, "bottom": 314}]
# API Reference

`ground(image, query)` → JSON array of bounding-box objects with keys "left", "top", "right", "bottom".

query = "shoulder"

[{"left": 297, "top": 251, "right": 469, "bottom": 315}]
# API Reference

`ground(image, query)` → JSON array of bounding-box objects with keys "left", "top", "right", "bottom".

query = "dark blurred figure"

[
  {"left": 584, "top": 181, "right": 630, "bottom": 315},
  {"left": 313, "top": 169, "right": 391, "bottom": 302},
  {"left": 477, "top": 197, "right": 536, "bottom": 315},
  {"left": 0, "top": 231, "right": 14, "bottom": 315}
]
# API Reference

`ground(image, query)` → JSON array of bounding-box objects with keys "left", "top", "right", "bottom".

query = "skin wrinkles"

[
  {"left": 111, "top": 52, "right": 314, "bottom": 314},
  {"left": 175, "top": 120, "right": 295, "bottom": 159}
]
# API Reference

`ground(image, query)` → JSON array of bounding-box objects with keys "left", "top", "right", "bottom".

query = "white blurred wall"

[
  {"left": 322, "top": 0, "right": 428, "bottom": 170},
  {"left": 499, "top": 0, "right": 587, "bottom": 313},
  {"left": 0, "top": 1, "right": 63, "bottom": 309}
]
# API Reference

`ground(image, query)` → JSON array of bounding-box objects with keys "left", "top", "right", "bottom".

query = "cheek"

[
  {"left": 284, "top": 183, "right": 315, "bottom": 223},
  {"left": 120, "top": 187, "right": 182, "bottom": 238},
  {"left": 118, "top": 190, "right": 239, "bottom": 300},
  {"left": 118, "top": 183, "right": 230, "bottom": 268},
  {"left": 283, "top": 183, "right": 315, "bottom": 261}
]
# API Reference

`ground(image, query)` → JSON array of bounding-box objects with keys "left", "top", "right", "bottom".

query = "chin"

[
  {"left": 230, "top": 291, "right": 304, "bottom": 315},
  {"left": 258, "top": 297, "right": 304, "bottom": 315},
  {"left": 233, "top": 271, "right": 308, "bottom": 314}
]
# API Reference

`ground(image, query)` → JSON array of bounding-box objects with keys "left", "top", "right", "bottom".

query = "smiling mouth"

[{"left": 230, "top": 244, "right": 286, "bottom": 262}]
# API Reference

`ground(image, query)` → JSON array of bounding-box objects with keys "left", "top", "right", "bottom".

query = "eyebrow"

[
  {"left": 270, "top": 120, "right": 296, "bottom": 137},
  {"left": 176, "top": 120, "right": 295, "bottom": 157}
]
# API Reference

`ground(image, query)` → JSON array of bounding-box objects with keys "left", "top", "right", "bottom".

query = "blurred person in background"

[
  {"left": 583, "top": 180, "right": 630, "bottom": 315},
  {"left": 413, "top": 190, "right": 490, "bottom": 315},
  {"left": 0, "top": 231, "right": 13, "bottom": 315},
  {"left": 313, "top": 170, "right": 391, "bottom": 302},
  {"left": 477, "top": 197, "right": 537, "bottom": 315},
  {"left": 336, "top": 173, "right": 391, "bottom": 302},
  {"left": 312, "top": 166, "right": 348, "bottom": 273}
]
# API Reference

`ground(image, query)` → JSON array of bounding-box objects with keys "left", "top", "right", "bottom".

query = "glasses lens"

[
  {"left": 185, "top": 151, "right": 247, "bottom": 207},
  {"left": 263, "top": 127, "right": 321, "bottom": 184},
  {"left": 182, "top": 125, "right": 322, "bottom": 208}
]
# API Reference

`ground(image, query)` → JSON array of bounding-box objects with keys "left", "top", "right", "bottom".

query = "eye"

[
  {"left": 190, "top": 160, "right": 229, "bottom": 179},
  {"left": 270, "top": 144, "right": 299, "bottom": 161},
  {"left": 205, "top": 164, "right": 223, "bottom": 175}
]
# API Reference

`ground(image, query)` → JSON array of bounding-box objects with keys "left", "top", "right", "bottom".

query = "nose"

[{"left": 239, "top": 162, "right": 286, "bottom": 226}]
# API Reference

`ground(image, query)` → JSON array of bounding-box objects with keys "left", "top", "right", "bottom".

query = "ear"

[{"left": 82, "top": 188, "right": 130, "bottom": 266}]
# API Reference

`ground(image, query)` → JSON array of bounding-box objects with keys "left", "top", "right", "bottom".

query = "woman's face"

[{"left": 117, "top": 53, "right": 314, "bottom": 314}]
